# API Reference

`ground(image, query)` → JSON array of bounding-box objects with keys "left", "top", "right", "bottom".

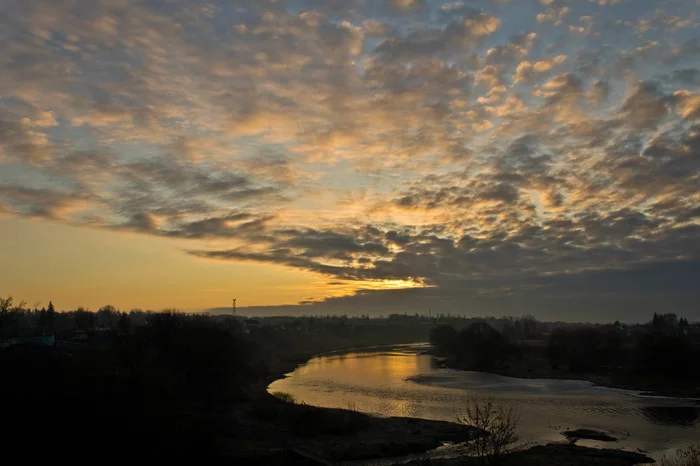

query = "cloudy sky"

[{"left": 1, "top": 0, "right": 699, "bottom": 321}]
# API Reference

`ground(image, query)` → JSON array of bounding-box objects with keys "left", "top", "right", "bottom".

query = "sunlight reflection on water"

[{"left": 269, "top": 344, "right": 700, "bottom": 458}]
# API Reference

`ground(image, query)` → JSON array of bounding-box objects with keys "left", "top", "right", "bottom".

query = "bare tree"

[{"left": 457, "top": 395, "right": 520, "bottom": 464}]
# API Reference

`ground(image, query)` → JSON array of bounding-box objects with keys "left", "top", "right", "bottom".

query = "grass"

[
  {"left": 661, "top": 445, "right": 700, "bottom": 466},
  {"left": 271, "top": 391, "right": 297, "bottom": 404}
]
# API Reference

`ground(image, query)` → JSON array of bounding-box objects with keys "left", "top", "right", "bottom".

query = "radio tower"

[{"left": 232, "top": 298, "right": 237, "bottom": 318}]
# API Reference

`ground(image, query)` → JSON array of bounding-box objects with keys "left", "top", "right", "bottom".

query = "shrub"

[{"left": 457, "top": 395, "right": 520, "bottom": 464}]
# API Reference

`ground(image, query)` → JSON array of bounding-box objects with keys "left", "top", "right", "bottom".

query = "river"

[{"left": 268, "top": 344, "right": 700, "bottom": 460}]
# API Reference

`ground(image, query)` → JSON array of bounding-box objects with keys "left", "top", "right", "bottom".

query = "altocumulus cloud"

[{"left": 1, "top": 0, "right": 700, "bottom": 320}]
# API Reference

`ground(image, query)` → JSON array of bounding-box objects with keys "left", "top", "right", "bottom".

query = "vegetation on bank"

[
  {"left": 429, "top": 313, "right": 700, "bottom": 395},
  {"left": 0, "top": 296, "right": 690, "bottom": 463},
  {"left": 661, "top": 445, "right": 700, "bottom": 466},
  {"left": 0, "top": 297, "right": 443, "bottom": 463},
  {"left": 457, "top": 395, "right": 521, "bottom": 464},
  {"left": 2, "top": 311, "right": 254, "bottom": 462}
]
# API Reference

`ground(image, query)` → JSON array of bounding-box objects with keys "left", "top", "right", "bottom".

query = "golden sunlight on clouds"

[
  {"left": 1, "top": 0, "right": 700, "bottom": 318},
  {"left": 351, "top": 279, "right": 432, "bottom": 291}
]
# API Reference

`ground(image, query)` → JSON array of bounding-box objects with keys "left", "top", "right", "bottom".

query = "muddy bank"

[
  {"left": 221, "top": 393, "right": 478, "bottom": 464},
  {"left": 402, "top": 443, "right": 654, "bottom": 466},
  {"left": 224, "top": 343, "right": 479, "bottom": 464},
  {"left": 242, "top": 345, "right": 657, "bottom": 465},
  {"left": 563, "top": 428, "right": 618, "bottom": 442}
]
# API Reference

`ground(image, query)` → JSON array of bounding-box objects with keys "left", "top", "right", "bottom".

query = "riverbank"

[
  {"left": 427, "top": 347, "right": 700, "bottom": 399},
  {"left": 245, "top": 344, "right": 656, "bottom": 465},
  {"left": 223, "top": 342, "right": 480, "bottom": 464},
  {"left": 223, "top": 395, "right": 479, "bottom": 464},
  {"left": 404, "top": 443, "right": 654, "bottom": 466}
]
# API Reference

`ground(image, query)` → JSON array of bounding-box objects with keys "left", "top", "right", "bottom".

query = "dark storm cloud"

[
  {"left": 280, "top": 229, "right": 389, "bottom": 259},
  {"left": 262, "top": 260, "right": 700, "bottom": 322}
]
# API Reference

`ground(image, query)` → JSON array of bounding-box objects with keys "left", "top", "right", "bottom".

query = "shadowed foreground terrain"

[
  {"left": 404, "top": 444, "right": 654, "bottom": 466},
  {"left": 0, "top": 303, "right": 667, "bottom": 464}
]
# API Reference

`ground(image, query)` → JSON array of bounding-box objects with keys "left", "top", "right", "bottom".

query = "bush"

[{"left": 457, "top": 395, "right": 520, "bottom": 464}]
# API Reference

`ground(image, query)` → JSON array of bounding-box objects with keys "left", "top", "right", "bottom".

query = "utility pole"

[{"left": 232, "top": 298, "right": 237, "bottom": 318}]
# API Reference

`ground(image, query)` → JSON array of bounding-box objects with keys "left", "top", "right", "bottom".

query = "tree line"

[{"left": 430, "top": 313, "right": 700, "bottom": 381}]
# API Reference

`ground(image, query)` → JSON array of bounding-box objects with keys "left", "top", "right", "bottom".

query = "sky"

[{"left": 1, "top": 0, "right": 699, "bottom": 322}]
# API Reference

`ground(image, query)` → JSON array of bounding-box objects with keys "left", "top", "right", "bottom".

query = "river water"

[{"left": 268, "top": 344, "right": 700, "bottom": 459}]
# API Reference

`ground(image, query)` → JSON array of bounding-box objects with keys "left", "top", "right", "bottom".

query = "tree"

[
  {"left": 547, "top": 327, "right": 603, "bottom": 372},
  {"left": 38, "top": 301, "right": 56, "bottom": 331},
  {"left": 429, "top": 324, "right": 460, "bottom": 355},
  {"left": 637, "top": 331, "right": 691, "bottom": 377},
  {"left": 74, "top": 307, "right": 94, "bottom": 330},
  {"left": 0, "top": 296, "right": 11, "bottom": 328},
  {"left": 457, "top": 395, "right": 520, "bottom": 464},
  {"left": 118, "top": 312, "right": 131, "bottom": 335},
  {"left": 521, "top": 315, "right": 538, "bottom": 340},
  {"left": 96, "top": 305, "right": 119, "bottom": 328},
  {"left": 0, "top": 296, "right": 24, "bottom": 329},
  {"left": 600, "top": 327, "right": 623, "bottom": 366},
  {"left": 0, "top": 296, "right": 12, "bottom": 314},
  {"left": 459, "top": 322, "right": 511, "bottom": 370},
  {"left": 651, "top": 313, "right": 679, "bottom": 334}
]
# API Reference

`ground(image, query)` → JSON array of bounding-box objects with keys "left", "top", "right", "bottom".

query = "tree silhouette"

[
  {"left": 459, "top": 322, "right": 510, "bottom": 370},
  {"left": 118, "top": 312, "right": 131, "bottom": 335},
  {"left": 430, "top": 324, "right": 460, "bottom": 356},
  {"left": 74, "top": 308, "right": 94, "bottom": 330}
]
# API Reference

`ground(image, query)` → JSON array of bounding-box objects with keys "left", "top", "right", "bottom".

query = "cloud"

[
  {"left": 1, "top": 0, "right": 700, "bottom": 319},
  {"left": 387, "top": 0, "right": 428, "bottom": 12},
  {"left": 670, "top": 68, "right": 700, "bottom": 87},
  {"left": 512, "top": 55, "right": 568, "bottom": 83},
  {"left": 372, "top": 11, "right": 500, "bottom": 62},
  {"left": 536, "top": 7, "right": 571, "bottom": 25},
  {"left": 587, "top": 79, "right": 610, "bottom": 107},
  {"left": 0, "top": 185, "right": 94, "bottom": 220},
  {"left": 619, "top": 80, "right": 671, "bottom": 130}
]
